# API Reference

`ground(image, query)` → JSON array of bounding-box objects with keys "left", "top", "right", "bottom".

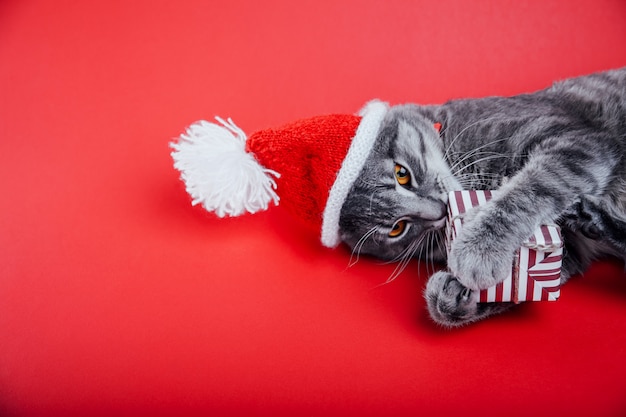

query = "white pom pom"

[{"left": 170, "top": 117, "right": 280, "bottom": 217}]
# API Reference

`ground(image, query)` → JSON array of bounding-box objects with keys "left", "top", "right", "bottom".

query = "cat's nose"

[
  {"left": 435, "top": 199, "right": 447, "bottom": 219},
  {"left": 418, "top": 200, "right": 447, "bottom": 229},
  {"left": 426, "top": 210, "right": 447, "bottom": 230},
  {"left": 427, "top": 199, "right": 447, "bottom": 221}
]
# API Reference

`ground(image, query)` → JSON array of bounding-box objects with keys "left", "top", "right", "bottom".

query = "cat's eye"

[
  {"left": 389, "top": 220, "right": 407, "bottom": 238},
  {"left": 394, "top": 163, "right": 411, "bottom": 186}
]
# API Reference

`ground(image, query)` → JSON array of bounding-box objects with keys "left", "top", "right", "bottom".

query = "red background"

[{"left": 1, "top": 1, "right": 626, "bottom": 416}]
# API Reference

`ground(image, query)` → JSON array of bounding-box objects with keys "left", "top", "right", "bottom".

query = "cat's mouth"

[{"left": 426, "top": 216, "right": 447, "bottom": 231}]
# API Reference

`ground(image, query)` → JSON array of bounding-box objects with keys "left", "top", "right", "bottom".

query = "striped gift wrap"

[{"left": 446, "top": 190, "right": 564, "bottom": 303}]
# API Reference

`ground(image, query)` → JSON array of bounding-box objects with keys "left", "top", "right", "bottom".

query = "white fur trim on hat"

[{"left": 320, "top": 100, "right": 389, "bottom": 248}]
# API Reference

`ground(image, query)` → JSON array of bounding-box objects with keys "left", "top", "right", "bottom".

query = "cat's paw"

[
  {"left": 560, "top": 197, "right": 603, "bottom": 239},
  {"left": 447, "top": 209, "right": 516, "bottom": 290},
  {"left": 424, "top": 271, "right": 511, "bottom": 327}
]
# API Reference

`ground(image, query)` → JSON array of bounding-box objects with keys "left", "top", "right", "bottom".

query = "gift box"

[{"left": 446, "top": 190, "right": 564, "bottom": 303}]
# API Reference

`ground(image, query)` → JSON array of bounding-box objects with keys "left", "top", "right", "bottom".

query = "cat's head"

[{"left": 338, "top": 104, "right": 460, "bottom": 261}]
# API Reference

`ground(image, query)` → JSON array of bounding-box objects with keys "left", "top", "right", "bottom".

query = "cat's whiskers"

[
  {"left": 419, "top": 233, "right": 432, "bottom": 276},
  {"left": 357, "top": 178, "right": 389, "bottom": 189},
  {"left": 423, "top": 232, "right": 433, "bottom": 277},
  {"left": 442, "top": 166, "right": 503, "bottom": 189},
  {"left": 380, "top": 228, "right": 440, "bottom": 284},
  {"left": 383, "top": 239, "right": 421, "bottom": 284},
  {"left": 425, "top": 229, "right": 443, "bottom": 277},
  {"left": 445, "top": 135, "right": 532, "bottom": 189},
  {"left": 455, "top": 172, "right": 502, "bottom": 183},
  {"left": 452, "top": 154, "right": 514, "bottom": 179},
  {"left": 433, "top": 229, "right": 446, "bottom": 273},
  {"left": 348, "top": 225, "right": 380, "bottom": 267},
  {"left": 442, "top": 115, "right": 504, "bottom": 161},
  {"left": 447, "top": 137, "right": 512, "bottom": 174},
  {"left": 368, "top": 190, "right": 378, "bottom": 215},
  {"left": 454, "top": 172, "right": 502, "bottom": 189},
  {"left": 380, "top": 235, "right": 421, "bottom": 267},
  {"left": 386, "top": 249, "right": 416, "bottom": 283},
  {"left": 447, "top": 150, "right": 501, "bottom": 175}
]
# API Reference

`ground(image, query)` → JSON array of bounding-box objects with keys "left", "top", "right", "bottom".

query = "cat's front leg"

[
  {"left": 447, "top": 129, "right": 620, "bottom": 290},
  {"left": 447, "top": 202, "right": 524, "bottom": 290},
  {"left": 446, "top": 135, "right": 614, "bottom": 290}
]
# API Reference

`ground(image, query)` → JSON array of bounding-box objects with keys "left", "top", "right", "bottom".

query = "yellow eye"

[
  {"left": 394, "top": 163, "right": 411, "bottom": 186},
  {"left": 389, "top": 220, "right": 407, "bottom": 238}
]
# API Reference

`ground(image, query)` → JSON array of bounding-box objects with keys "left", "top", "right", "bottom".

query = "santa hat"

[{"left": 170, "top": 100, "right": 389, "bottom": 248}]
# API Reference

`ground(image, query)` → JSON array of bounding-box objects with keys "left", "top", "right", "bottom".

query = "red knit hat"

[{"left": 171, "top": 100, "right": 389, "bottom": 248}]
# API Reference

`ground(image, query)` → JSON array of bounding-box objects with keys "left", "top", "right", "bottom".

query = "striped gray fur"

[{"left": 338, "top": 67, "right": 626, "bottom": 327}]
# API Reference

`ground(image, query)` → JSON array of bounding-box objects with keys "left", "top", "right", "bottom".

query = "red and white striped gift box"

[{"left": 446, "top": 190, "right": 564, "bottom": 303}]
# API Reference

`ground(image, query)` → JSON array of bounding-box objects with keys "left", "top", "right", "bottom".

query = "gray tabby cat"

[{"left": 338, "top": 67, "right": 626, "bottom": 327}]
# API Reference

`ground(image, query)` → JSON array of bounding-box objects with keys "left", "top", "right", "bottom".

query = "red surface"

[{"left": 1, "top": 1, "right": 626, "bottom": 416}]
